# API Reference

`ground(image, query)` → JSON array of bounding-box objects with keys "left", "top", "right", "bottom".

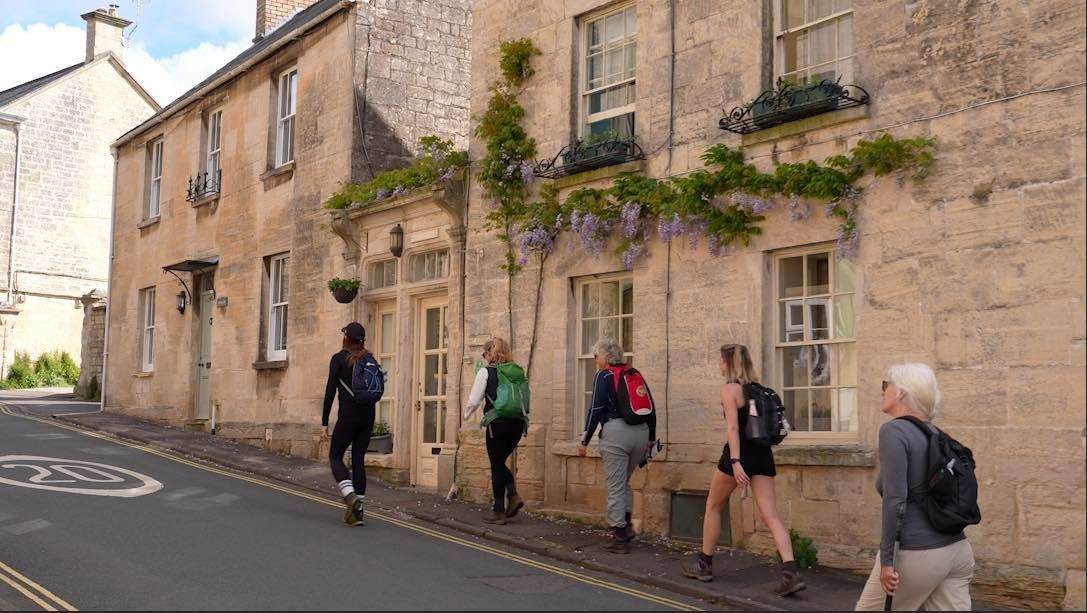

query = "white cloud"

[{"left": 0, "top": 22, "right": 249, "bottom": 107}]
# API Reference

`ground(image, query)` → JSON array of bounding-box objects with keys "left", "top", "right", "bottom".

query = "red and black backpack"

[{"left": 605, "top": 366, "right": 655, "bottom": 425}]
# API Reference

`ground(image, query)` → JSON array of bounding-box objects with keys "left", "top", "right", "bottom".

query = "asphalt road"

[{"left": 0, "top": 392, "right": 704, "bottom": 611}]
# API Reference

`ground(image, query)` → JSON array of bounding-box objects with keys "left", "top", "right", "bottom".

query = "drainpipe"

[
  {"left": 98, "top": 148, "right": 120, "bottom": 415},
  {"left": 1, "top": 112, "right": 24, "bottom": 306}
]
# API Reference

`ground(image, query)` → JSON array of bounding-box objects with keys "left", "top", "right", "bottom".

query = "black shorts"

[{"left": 717, "top": 443, "right": 776, "bottom": 477}]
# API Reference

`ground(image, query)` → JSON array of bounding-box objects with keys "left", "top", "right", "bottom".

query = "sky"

[{"left": 0, "top": 0, "right": 258, "bottom": 106}]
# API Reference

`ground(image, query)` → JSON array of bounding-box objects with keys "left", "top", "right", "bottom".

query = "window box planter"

[
  {"left": 536, "top": 136, "right": 646, "bottom": 179},
  {"left": 751, "top": 81, "right": 844, "bottom": 128},
  {"left": 367, "top": 433, "right": 392, "bottom": 454}
]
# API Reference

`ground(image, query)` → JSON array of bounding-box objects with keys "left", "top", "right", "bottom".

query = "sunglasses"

[{"left": 882, "top": 380, "right": 890, "bottom": 392}]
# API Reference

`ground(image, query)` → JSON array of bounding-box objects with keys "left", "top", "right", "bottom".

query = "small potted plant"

[
  {"left": 751, "top": 77, "right": 844, "bottom": 127},
  {"left": 367, "top": 421, "right": 393, "bottom": 454},
  {"left": 328, "top": 277, "right": 361, "bottom": 303}
]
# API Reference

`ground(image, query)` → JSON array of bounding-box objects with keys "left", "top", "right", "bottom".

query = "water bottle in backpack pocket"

[
  {"left": 351, "top": 353, "right": 387, "bottom": 405},
  {"left": 741, "top": 383, "right": 790, "bottom": 447}
]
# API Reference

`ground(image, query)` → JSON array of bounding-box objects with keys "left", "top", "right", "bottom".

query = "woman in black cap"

[{"left": 321, "top": 321, "right": 374, "bottom": 525}]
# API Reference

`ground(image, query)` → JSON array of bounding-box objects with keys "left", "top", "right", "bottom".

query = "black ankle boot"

[{"left": 602, "top": 527, "right": 631, "bottom": 554}]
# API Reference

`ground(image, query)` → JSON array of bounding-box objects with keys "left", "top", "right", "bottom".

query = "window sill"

[
  {"left": 740, "top": 104, "right": 869, "bottom": 147},
  {"left": 260, "top": 162, "right": 294, "bottom": 188},
  {"left": 252, "top": 359, "right": 288, "bottom": 371},
  {"left": 137, "top": 216, "right": 161, "bottom": 229},
  {"left": 190, "top": 192, "right": 220, "bottom": 208},
  {"left": 552, "top": 440, "right": 601, "bottom": 458},
  {"left": 552, "top": 159, "right": 645, "bottom": 190},
  {"left": 133, "top": 371, "right": 154, "bottom": 378},
  {"left": 0, "top": 304, "right": 20, "bottom": 315},
  {"left": 773, "top": 444, "right": 876, "bottom": 467}
]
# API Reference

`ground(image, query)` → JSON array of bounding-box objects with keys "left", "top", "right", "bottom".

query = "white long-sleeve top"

[{"left": 463, "top": 367, "right": 490, "bottom": 418}]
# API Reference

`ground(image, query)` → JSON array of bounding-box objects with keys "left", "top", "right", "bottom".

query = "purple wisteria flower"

[
  {"left": 519, "top": 160, "right": 535, "bottom": 185},
  {"left": 730, "top": 191, "right": 772, "bottom": 214},
  {"left": 686, "top": 218, "right": 708, "bottom": 248},
  {"left": 488, "top": 197, "right": 501, "bottom": 210},
  {"left": 517, "top": 225, "right": 556, "bottom": 265},
  {"left": 374, "top": 188, "right": 390, "bottom": 201},
  {"left": 578, "top": 212, "right": 610, "bottom": 253},
  {"left": 657, "top": 214, "right": 686, "bottom": 243},
  {"left": 391, "top": 185, "right": 407, "bottom": 198},
  {"left": 708, "top": 238, "right": 728, "bottom": 257},
  {"left": 620, "top": 201, "right": 643, "bottom": 239},
  {"left": 836, "top": 227, "right": 860, "bottom": 259},
  {"left": 621, "top": 242, "right": 646, "bottom": 270},
  {"left": 824, "top": 202, "right": 838, "bottom": 218},
  {"left": 438, "top": 166, "right": 457, "bottom": 181},
  {"left": 787, "top": 194, "right": 810, "bottom": 223}
]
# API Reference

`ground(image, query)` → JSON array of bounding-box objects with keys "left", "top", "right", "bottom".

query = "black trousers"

[
  {"left": 485, "top": 419, "right": 523, "bottom": 512},
  {"left": 330, "top": 410, "right": 374, "bottom": 496}
]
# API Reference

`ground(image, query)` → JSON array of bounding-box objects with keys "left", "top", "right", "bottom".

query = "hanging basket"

[{"left": 331, "top": 286, "right": 358, "bottom": 303}]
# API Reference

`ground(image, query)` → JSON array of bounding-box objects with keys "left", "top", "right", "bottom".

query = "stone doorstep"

[{"left": 44, "top": 411, "right": 1023, "bottom": 612}]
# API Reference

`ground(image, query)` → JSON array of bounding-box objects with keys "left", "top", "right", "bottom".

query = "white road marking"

[
  {"left": 0, "top": 456, "right": 162, "bottom": 498},
  {"left": 2, "top": 519, "right": 51, "bottom": 535},
  {"left": 22, "top": 434, "right": 71, "bottom": 440}
]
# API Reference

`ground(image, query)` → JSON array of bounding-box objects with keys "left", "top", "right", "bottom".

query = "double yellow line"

[
  {"left": 0, "top": 406, "right": 700, "bottom": 611},
  {"left": 0, "top": 560, "right": 76, "bottom": 612}
]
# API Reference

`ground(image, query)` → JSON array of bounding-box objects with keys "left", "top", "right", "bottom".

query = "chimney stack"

[
  {"left": 80, "top": 6, "right": 131, "bottom": 63},
  {"left": 254, "top": 0, "right": 317, "bottom": 42}
]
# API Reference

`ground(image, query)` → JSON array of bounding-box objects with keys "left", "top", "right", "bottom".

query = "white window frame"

[
  {"left": 411, "top": 250, "right": 449, "bottom": 282},
  {"left": 140, "top": 287, "right": 156, "bottom": 372},
  {"left": 205, "top": 109, "right": 223, "bottom": 190},
  {"left": 267, "top": 253, "right": 290, "bottom": 361},
  {"left": 368, "top": 259, "right": 398, "bottom": 290},
  {"left": 373, "top": 302, "right": 397, "bottom": 433},
  {"left": 275, "top": 68, "right": 298, "bottom": 167},
  {"left": 772, "top": 245, "right": 857, "bottom": 440},
  {"left": 147, "top": 139, "right": 163, "bottom": 219},
  {"left": 774, "top": 0, "right": 855, "bottom": 85},
  {"left": 578, "top": 3, "right": 637, "bottom": 137},
  {"left": 575, "top": 275, "right": 634, "bottom": 432}
]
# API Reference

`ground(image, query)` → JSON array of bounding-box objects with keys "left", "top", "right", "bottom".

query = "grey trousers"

[
  {"left": 598, "top": 419, "right": 648, "bottom": 529},
  {"left": 855, "top": 539, "right": 974, "bottom": 611}
]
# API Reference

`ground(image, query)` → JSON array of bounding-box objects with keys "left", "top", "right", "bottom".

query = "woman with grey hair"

[
  {"left": 577, "top": 338, "right": 656, "bottom": 554},
  {"left": 855, "top": 363, "right": 975, "bottom": 611}
]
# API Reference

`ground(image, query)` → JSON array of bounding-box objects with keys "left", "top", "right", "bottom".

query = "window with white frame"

[
  {"left": 576, "top": 276, "right": 633, "bottom": 431},
  {"left": 147, "top": 139, "right": 163, "bottom": 218},
  {"left": 205, "top": 109, "right": 222, "bottom": 190},
  {"left": 266, "top": 254, "right": 290, "bottom": 361},
  {"left": 275, "top": 68, "right": 298, "bottom": 167},
  {"left": 368, "top": 260, "right": 397, "bottom": 290},
  {"left": 373, "top": 303, "right": 397, "bottom": 432},
  {"left": 776, "top": 0, "right": 854, "bottom": 85},
  {"left": 773, "top": 247, "right": 857, "bottom": 433},
  {"left": 411, "top": 250, "right": 448, "bottom": 282},
  {"left": 580, "top": 4, "right": 637, "bottom": 138},
  {"left": 140, "top": 287, "right": 156, "bottom": 371}
]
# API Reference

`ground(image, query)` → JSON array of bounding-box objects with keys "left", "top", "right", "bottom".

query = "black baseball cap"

[{"left": 342, "top": 322, "right": 365, "bottom": 341}]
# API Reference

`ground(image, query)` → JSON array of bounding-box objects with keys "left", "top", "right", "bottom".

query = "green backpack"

[{"left": 481, "top": 362, "right": 530, "bottom": 428}]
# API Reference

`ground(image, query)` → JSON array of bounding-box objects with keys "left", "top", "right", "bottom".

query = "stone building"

[
  {"left": 452, "top": 0, "right": 1086, "bottom": 610},
  {"left": 0, "top": 6, "right": 158, "bottom": 378},
  {"left": 105, "top": 0, "right": 471, "bottom": 489}
]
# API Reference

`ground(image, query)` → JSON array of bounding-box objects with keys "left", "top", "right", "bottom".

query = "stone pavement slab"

[{"left": 14, "top": 403, "right": 1011, "bottom": 611}]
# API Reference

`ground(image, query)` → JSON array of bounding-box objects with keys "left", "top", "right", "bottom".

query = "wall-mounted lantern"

[
  {"left": 389, "top": 224, "right": 405, "bottom": 258},
  {"left": 176, "top": 290, "right": 187, "bottom": 315}
]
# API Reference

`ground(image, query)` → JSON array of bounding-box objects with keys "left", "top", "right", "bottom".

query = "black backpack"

[
  {"left": 899, "top": 416, "right": 982, "bottom": 534},
  {"left": 741, "top": 383, "right": 789, "bottom": 447}
]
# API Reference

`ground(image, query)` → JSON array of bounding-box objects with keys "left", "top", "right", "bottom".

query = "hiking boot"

[
  {"left": 602, "top": 528, "right": 631, "bottom": 554},
  {"left": 482, "top": 510, "right": 507, "bottom": 525},
  {"left": 343, "top": 494, "right": 364, "bottom": 526},
  {"left": 682, "top": 558, "right": 714, "bottom": 582},
  {"left": 623, "top": 513, "right": 636, "bottom": 541},
  {"left": 505, "top": 493, "right": 525, "bottom": 518},
  {"left": 774, "top": 570, "right": 806, "bottom": 596}
]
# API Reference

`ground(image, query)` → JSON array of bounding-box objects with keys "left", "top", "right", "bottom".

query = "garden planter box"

[
  {"left": 367, "top": 434, "right": 392, "bottom": 454},
  {"left": 561, "top": 139, "right": 637, "bottom": 171},
  {"left": 752, "top": 82, "right": 843, "bottom": 127}
]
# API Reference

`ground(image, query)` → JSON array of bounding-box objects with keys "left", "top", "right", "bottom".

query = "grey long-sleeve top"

[{"left": 876, "top": 418, "right": 965, "bottom": 566}]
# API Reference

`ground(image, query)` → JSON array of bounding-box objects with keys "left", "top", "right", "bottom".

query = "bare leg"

[
  {"left": 750, "top": 475, "right": 794, "bottom": 562},
  {"left": 701, "top": 468, "right": 738, "bottom": 556}
]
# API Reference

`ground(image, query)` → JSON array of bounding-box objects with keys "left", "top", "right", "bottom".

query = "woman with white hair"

[
  {"left": 855, "top": 363, "right": 975, "bottom": 611},
  {"left": 577, "top": 337, "right": 656, "bottom": 554}
]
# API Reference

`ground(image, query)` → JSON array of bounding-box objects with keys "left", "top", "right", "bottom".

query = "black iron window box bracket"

[
  {"left": 719, "top": 78, "right": 870, "bottom": 135},
  {"left": 534, "top": 136, "right": 646, "bottom": 180}
]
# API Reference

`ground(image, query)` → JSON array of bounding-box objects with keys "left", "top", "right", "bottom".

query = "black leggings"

[
  {"left": 486, "top": 419, "right": 523, "bottom": 512},
  {"left": 330, "top": 412, "right": 373, "bottom": 496}
]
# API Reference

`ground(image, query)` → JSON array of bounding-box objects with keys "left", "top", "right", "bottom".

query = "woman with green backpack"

[{"left": 464, "top": 337, "right": 529, "bottom": 525}]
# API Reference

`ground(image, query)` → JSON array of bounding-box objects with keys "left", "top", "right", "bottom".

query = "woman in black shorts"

[{"left": 682, "top": 343, "right": 805, "bottom": 596}]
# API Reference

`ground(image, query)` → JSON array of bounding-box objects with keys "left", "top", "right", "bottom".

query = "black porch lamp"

[
  {"left": 389, "top": 224, "right": 405, "bottom": 258},
  {"left": 176, "top": 290, "right": 187, "bottom": 315}
]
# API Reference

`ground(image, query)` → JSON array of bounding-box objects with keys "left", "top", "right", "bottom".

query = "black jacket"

[{"left": 322, "top": 350, "right": 373, "bottom": 426}]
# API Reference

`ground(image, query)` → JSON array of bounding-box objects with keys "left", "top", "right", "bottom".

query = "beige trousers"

[{"left": 855, "top": 539, "right": 974, "bottom": 611}]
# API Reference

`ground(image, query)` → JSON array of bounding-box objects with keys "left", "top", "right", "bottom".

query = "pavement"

[{"left": 3, "top": 389, "right": 1010, "bottom": 611}]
